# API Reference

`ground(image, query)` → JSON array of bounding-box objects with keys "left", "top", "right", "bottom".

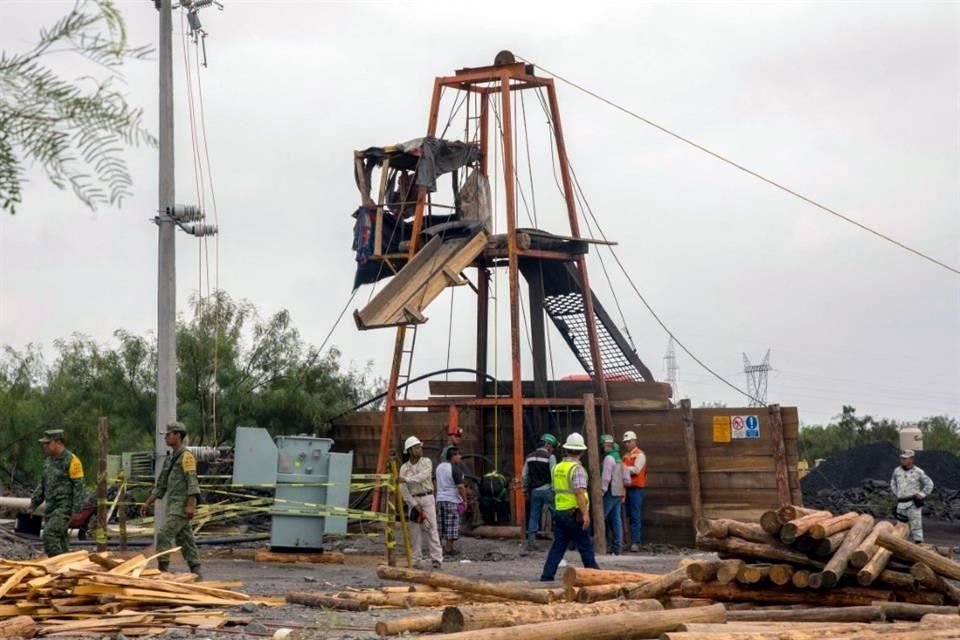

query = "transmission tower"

[
  {"left": 743, "top": 349, "right": 771, "bottom": 407},
  {"left": 664, "top": 337, "right": 679, "bottom": 399}
]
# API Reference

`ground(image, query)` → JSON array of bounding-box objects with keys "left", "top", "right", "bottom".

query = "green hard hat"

[
  {"left": 540, "top": 434, "right": 559, "bottom": 447},
  {"left": 43, "top": 429, "right": 65, "bottom": 442}
]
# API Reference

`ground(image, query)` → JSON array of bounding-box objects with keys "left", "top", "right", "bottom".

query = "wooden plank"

[
  {"left": 680, "top": 399, "right": 703, "bottom": 530},
  {"left": 84, "top": 574, "right": 250, "bottom": 600},
  {"left": 108, "top": 554, "right": 146, "bottom": 576},
  {"left": 356, "top": 231, "right": 488, "bottom": 329},
  {"left": 583, "top": 393, "right": 606, "bottom": 555},
  {"left": 0, "top": 568, "right": 30, "bottom": 598},
  {"left": 428, "top": 380, "right": 673, "bottom": 401},
  {"left": 768, "top": 404, "right": 792, "bottom": 507}
]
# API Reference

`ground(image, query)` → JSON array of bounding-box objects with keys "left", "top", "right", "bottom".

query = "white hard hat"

[
  {"left": 622, "top": 430, "right": 638, "bottom": 442},
  {"left": 900, "top": 449, "right": 915, "bottom": 458},
  {"left": 563, "top": 432, "right": 588, "bottom": 451},
  {"left": 404, "top": 436, "right": 423, "bottom": 452}
]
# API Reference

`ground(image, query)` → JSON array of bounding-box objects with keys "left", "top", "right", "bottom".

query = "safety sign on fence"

[
  {"left": 712, "top": 416, "right": 731, "bottom": 443},
  {"left": 731, "top": 415, "right": 760, "bottom": 439}
]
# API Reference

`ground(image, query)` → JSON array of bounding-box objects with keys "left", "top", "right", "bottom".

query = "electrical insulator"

[
  {"left": 168, "top": 204, "right": 203, "bottom": 221},
  {"left": 185, "top": 223, "right": 218, "bottom": 237}
]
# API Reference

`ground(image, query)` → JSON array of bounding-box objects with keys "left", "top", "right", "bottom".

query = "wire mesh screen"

[{"left": 543, "top": 291, "right": 646, "bottom": 382}]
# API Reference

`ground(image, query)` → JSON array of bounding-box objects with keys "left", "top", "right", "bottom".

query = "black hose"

[{"left": 333, "top": 367, "right": 500, "bottom": 419}]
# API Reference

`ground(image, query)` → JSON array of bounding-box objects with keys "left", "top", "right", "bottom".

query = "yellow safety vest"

[{"left": 553, "top": 460, "right": 588, "bottom": 511}]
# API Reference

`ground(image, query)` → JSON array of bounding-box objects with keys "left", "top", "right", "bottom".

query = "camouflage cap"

[
  {"left": 43, "top": 429, "right": 65, "bottom": 442},
  {"left": 166, "top": 421, "right": 187, "bottom": 435}
]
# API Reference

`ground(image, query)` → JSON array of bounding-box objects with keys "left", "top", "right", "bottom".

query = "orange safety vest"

[{"left": 622, "top": 447, "right": 647, "bottom": 488}]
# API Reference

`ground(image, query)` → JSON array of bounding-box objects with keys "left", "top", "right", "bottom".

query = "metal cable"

[{"left": 522, "top": 57, "right": 960, "bottom": 277}]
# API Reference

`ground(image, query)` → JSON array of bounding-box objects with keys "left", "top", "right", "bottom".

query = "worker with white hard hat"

[
  {"left": 398, "top": 436, "right": 443, "bottom": 568},
  {"left": 621, "top": 428, "right": 647, "bottom": 552},
  {"left": 891, "top": 449, "right": 934, "bottom": 543},
  {"left": 539, "top": 432, "right": 601, "bottom": 581}
]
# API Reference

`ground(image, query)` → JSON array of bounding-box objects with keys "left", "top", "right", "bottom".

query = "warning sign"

[
  {"left": 731, "top": 415, "right": 760, "bottom": 439},
  {"left": 731, "top": 415, "right": 746, "bottom": 439},
  {"left": 712, "top": 416, "right": 731, "bottom": 443}
]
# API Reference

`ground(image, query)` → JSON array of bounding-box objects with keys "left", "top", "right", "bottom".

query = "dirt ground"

[
  {"left": 20, "top": 523, "right": 959, "bottom": 639},
  {"left": 185, "top": 536, "right": 697, "bottom": 640}
]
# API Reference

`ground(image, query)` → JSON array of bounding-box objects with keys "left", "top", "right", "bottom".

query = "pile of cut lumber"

[
  {"left": 0, "top": 548, "right": 278, "bottom": 637},
  {"left": 691, "top": 506, "right": 960, "bottom": 607}
]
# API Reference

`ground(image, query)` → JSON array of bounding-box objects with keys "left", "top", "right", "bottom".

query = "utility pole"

[
  {"left": 155, "top": 0, "right": 176, "bottom": 537},
  {"left": 153, "top": 0, "right": 219, "bottom": 538}
]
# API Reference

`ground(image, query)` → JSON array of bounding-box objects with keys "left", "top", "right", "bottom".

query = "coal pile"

[
  {"left": 801, "top": 441, "right": 960, "bottom": 493},
  {"left": 801, "top": 442, "right": 960, "bottom": 522},
  {"left": 804, "top": 479, "right": 960, "bottom": 522}
]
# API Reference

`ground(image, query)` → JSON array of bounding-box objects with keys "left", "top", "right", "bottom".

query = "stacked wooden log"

[
  {"left": 0, "top": 549, "right": 278, "bottom": 637},
  {"left": 691, "top": 506, "right": 960, "bottom": 609},
  {"left": 366, "top": 555, "right": 960, "bottom": 638},
  {"left": 348, "top": 507, "right": 960, "bottom": 637},
  {"left": 292, "top": 564, "right": 730, "bottom": 637}
]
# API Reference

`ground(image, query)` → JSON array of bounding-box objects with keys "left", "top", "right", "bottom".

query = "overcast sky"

[{"left": 1, "top": 1, "right": 958, "bottom": 426}]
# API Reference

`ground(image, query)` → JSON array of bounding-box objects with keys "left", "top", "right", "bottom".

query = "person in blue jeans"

[
  {"left": 522, "top": 434, "right": 558, "bottom": 551},
  {"left": 599, "top": 434, "right": 624, "bottom": 554},
  {"left": 540, "top": 433, "right": 600, "bottom": 581},
  {"left": 621, "top": 430, "right": 647, "bottom": 551}
]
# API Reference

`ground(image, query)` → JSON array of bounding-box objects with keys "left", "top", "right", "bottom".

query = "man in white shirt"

[{"left": 399, "top": 436, "right": 443, "bottom": 568}]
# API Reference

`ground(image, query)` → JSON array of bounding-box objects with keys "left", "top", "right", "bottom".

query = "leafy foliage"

[
  {"left": 0, "top": 0, "right": 153, "bottom": 214},
  {"left": 0, "top": 293, "right": 382, "bottom": 487},
  {"left": 799, "top": 405, "right": 960, "bottom": 463}
]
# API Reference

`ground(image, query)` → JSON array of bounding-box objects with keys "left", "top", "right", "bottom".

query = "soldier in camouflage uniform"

[
  {"left": 891, "top": 449, "right": 934, "bottom": 543},
  {"left": 29, "top": 429, "right": 85, "bottom": 556},
  {"left": 141, "top": 422, "right": 202, "bottom": 577}
]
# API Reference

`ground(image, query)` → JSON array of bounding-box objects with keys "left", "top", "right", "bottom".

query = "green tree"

[
  {"left": 177, "top": 292, "right": 382, "bottom": 446},
  {"left": 0, "top": 345, "right": 48, "bottom": 485},
  {"left": 798, "top": 406, "right": 900, "bottom": 464},
  {"left": 919, "top": 415, "right": 960, "bottom": 456},
  {"left": 0, "top": 293, "right": 382, "bottom": 491},
  {"left": 0, "top": 0, "right": 153, "bottom": 214}
]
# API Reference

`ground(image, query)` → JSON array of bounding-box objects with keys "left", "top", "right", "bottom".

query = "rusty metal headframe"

[{"left": 372, "top": 57, "right": 615, "bottom": 527}]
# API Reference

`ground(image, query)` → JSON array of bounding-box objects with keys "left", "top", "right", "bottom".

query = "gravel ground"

[{"left": 178, "top": 537, "right": 696, "bottom": 640}]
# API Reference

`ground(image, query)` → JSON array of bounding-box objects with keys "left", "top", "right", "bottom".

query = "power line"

[
  {"left": 553, "top": 136, "right": 765, "bottom": 403},
  {"left": 521, "top": 57, "right": 960, "bottom": 277}
]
